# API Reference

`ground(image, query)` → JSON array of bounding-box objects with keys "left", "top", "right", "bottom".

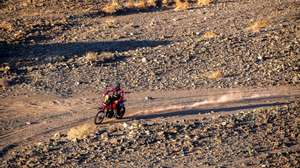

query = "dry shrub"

[
  {"left": 125, "top": 0, "right": 135, "bottom": 8},
  {"left": 0, "top": 21, "right": 13, "bottom": 32},
  {"left": 146, "top": 0, "right": 156, "bottom": 7},
  {"left": 134, "top": 0, "right": 147, "bottom": 9},
  {"left": 84, "top": 51, "right": 115, "bottom": 64},
  {"left": 162, "top": 0, "right": 169, "bottom": 6},
  {"left": 103, "top": 19, "right": 117, "bottom": 28},
  {"left": 13, "top": 31, "right": 25, "bottom": 40},
  {"left": 0, "top": 64, "right": 10, "bottom": 74},
  {"left": 99, "top": 52, "right": 115, "bottom": 62},
  {"left": 84, "top": 52, "right": 98, "bottom": 63},
  {"left": 197, "top": 0, "right": 212, "bottom": 6},
  {"left": 202, "top": 31, "right": 217, "bottom": 39},
  {"left": 174, "top": 0, "right": 189, "bottom": 11},
  {"left": 102, "top": 0, "right": 122, "bottom": 14},
  {"left": 246, "top": 19, "right": 268, "bottom": 32},
  {"left": 21, "top": 0, "right": 33, "bottom": 7},
  {"left": 207, "top": 70, "right": 223, "bottom": 80},
  {"left": 67, "top": 123, "right": 97, "bottom": 141}
]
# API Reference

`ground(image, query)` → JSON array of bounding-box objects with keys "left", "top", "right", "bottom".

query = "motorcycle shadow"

[{"left": 99, "top": 118, "right": 133, "bottom": 125}]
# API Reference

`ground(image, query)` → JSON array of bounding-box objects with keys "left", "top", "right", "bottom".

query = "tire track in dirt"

[
  {"left": 1, "top": 86, "right": 300, "bottom": 156},
  {"left": 129, "top": 88, "right": 300, "bottom": 117}
]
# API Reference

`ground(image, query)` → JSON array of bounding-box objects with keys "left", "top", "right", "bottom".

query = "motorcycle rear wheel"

[
  {"left": 94, "top": 109, "right": 105, "bottom": 124},
  {"left": 116, "top": 106, "right": 125, "bottom": 119}
]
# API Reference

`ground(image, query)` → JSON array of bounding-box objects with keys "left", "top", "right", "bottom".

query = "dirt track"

[
  {"left": 1, "top": 86, "right": 299, "bottom": 154},
  {"left": 1, "top": 0, "right": 300, "bottom": 96},
  {"left": 1, "top": 0, "right": 300, "bottom": 166}
]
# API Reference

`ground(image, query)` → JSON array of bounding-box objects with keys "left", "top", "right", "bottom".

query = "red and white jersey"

[{"left": 103, "top": 87, "right": 125, "bottom": 99}]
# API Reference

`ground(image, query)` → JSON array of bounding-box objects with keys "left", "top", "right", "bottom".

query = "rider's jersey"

[{"left": 103, "top": 87, "right": 125, "bottom": 101}]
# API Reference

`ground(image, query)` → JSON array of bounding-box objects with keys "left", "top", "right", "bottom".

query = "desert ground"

[{"left": 0, "top": 0, "right": 300, "bottom": 167}]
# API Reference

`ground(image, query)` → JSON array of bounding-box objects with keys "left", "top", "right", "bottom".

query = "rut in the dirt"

[{"left": 2, "top": 101, "right": 300, "bottom": 167}]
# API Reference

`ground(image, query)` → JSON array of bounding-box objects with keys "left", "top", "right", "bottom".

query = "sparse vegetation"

[
  {"left": 103, "top": 19, "right": 117, "bottom": 29},
  {"left": 0, "top": 64, "right": 10, "bottom": 74},
  {"left": 134, "top": 0, "right": 147, "bottom": 9},
  {"left": 202, "top": 31, "right": 217, "bottom": 39},
  {"left": 125, "top": 0, "right": 135, "bottom": 8},
  {"left": 83, "top": 51, "right": 115, "bottom": 64},
  {"left": 207, "top": 70, "right": 223, "bottom": 80},
  {"left": 174, "top": 0, "right": 189, "bottom": 11},
  {"left": 146, "top": 0, "right": 156, "bottom": 7},
  {"left": 0, "top": 21, "right": 13, "bottom": 32},
  {"left": 99, "top": 52, "right": 115, "bottom": 62},
  {"left": 162, "top": 0, "right": 169, "bottom": 7},
  {"left": 246, "top": 19, "right": 269, "bottom": 32},
  {"left": 100, "top": 0, "right": 214, "bottom": 14},
  {"left": 197, "top": 31, "right": 218, "bottom": 42},
  {"left": 84, "top": 51, "right": 99, "bottom": 63},
  {"left": 102, "top": 0, "right": 122, "bottom": 14},
  {"left": 197, "top": 0, "right": 212, "bottom": 6},
  {"left": 67, "top": 123, "right": 97, "bottom": 141}
]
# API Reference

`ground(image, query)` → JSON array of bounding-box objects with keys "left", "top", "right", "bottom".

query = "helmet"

[{"left": 113, "top": 81, "right": 121, "bottom": 90}]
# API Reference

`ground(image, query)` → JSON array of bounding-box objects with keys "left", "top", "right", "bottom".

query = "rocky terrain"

[
  {"left": 2, "top": 101, "right": 300, "bottom": 167},
  {"left": 1, "top": 0, "right": 299, "bottom": 97},
  {"left": 1, "top": 0, "right": 300, "bottom": 167}
]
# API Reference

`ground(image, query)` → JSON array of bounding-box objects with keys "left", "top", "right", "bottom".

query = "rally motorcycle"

[{"left": 94, "top": 96, "right": 126, "bottom": 124}]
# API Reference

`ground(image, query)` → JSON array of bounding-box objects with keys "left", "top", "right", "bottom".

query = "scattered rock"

[
  {"left": 144, "top": 96, "right": 154, "bottom": 101},
  {"left": 51, "top": 132, "right": 62, "bottom": 140},
  {"left": 3, "top": 102, "right": 300, "bottom": 167},
  {"left": 0, "top": 78, "right": 10, "bottom": 89},
  {"left": 141, "top": 57, "right": 147, "bottom": 63}
]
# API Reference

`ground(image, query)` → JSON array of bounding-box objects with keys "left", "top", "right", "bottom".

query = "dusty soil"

[
  {"left": 1, "top": 0, "right": 300, "bottom": 96},
  {"left": 0, "top": 0, "right": 300, "bottom": 167},
  {"left": 1, "top": 93, "right": 300, "bottom": 167},
  {"left": 1, "top": 86, "right": 300, "bottom": 167}
]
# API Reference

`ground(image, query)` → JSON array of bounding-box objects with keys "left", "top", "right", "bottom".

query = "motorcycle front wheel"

[{"left": 94, "top": 109, "right": 105, "bottom": 124}]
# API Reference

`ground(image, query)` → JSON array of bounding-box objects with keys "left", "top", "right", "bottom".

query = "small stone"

[
  {"left": 100, "top": 132, "right": 109, "bottom": 141},
  {"left": 36, "top": 142, "right": 43, "bottom": 146},
  {"left": 52, "top": 132, "right": 61, "bottom": 140},
  {"left": 257, "top": 55, "right": 264, "bottom": 61},
  {"left": 141, "top": 57, "right": 147, "bottom": 63},
  {"left": 123, "top": 123, "right": 128, "bottom": 128},
  {"left": 110, "top": 138, "right": 118, "bottom": 144},
  {"left": 292, "top": 76, "right": 299, "bottom": 83},
  {"left": 144, "top": 96, "right": 154, "bottom": 101},
  {"left": 144, "top": 121, "right": 154, "bottom": 126}
]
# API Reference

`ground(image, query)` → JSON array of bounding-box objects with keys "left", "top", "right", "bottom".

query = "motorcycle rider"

[
  {"left": 94, "top": 82, "right": 125, "bottom": 124},
  {"left": 103, "top": 81, "right": 125, "bottom": 106}
]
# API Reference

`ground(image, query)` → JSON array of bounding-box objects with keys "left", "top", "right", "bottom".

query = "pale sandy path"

[{"left": 1, "top": 86, "right": 300, "bottom": 154}]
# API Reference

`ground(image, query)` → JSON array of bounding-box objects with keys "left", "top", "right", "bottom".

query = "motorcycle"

[{"left": 94, "top": 96, "right": 126, "bottom": 124}]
